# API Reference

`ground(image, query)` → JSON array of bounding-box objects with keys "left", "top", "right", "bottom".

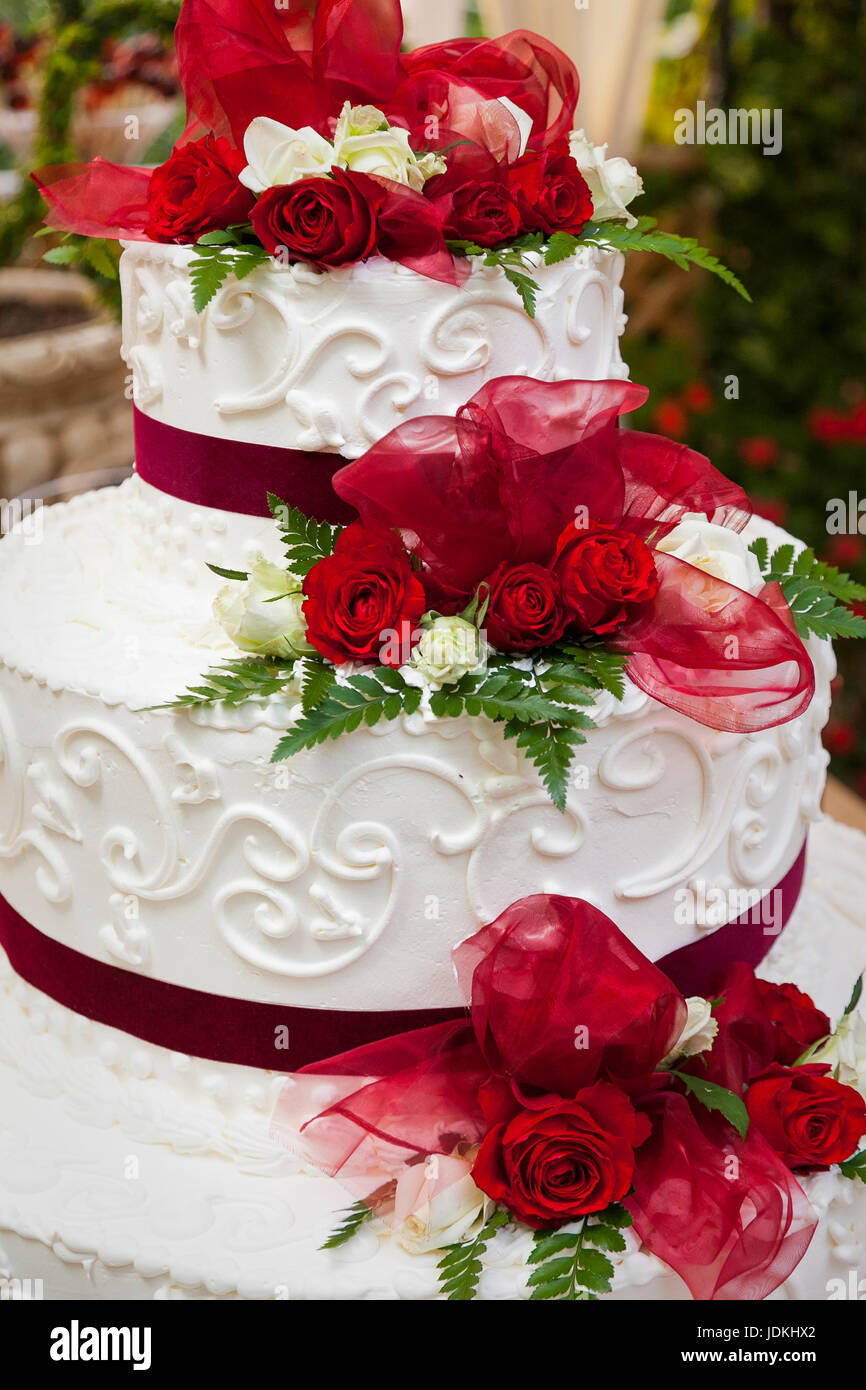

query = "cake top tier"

[{"left": 120, "top": 240, "right": 627, "bottom": 464}]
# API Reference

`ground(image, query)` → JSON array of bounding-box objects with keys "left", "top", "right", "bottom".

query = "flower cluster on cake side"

[
  {"left": 166, "top": 375, "right": 864, "bottom": 811},
  {"left": 276, "top": 898, "right": 866, "bottom": 1301}
]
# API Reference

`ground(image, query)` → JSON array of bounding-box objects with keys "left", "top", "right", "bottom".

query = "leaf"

[
  {"left": 843, "top": 973, "right": 864, "bottom": 1018},
  {"left": 81, "top": 238, "right": 119, "bottom": 279},
  {"left": 272, "top": 667, "right": 422, "bottom": 760},
  {"left": 840, "top": 1149, "right": 866, "bottom": 1183},
  {"left": 196, "top": 230, "right": 237, "bottom": 246},
  {"left": 436, "top": 1209, "right": 510, "bottom": 1301},
  {"left": 544, "top": 231, "right": 580, "bottom": 265},
  {"left": 673, "top": 1070, "right": 750, "bottom": 1139},
  {"left": 206, "top": 563, "right": 249, "bottom": 582},
  {"left": 148, "top": 657, "right": 295, "bottom": 710},
  {"left": 189, "top": 249, "right": 233, "bottom": 312},
  {"left": 188, "top": 241, "right": 271, "bottom": 311},
  {"left": 750, "top": 540, "right": 866, "bottom": 641},
  {"left": 527, "top": 1231, "right": 582, "bottom": 1263},
  {"left": 526, "top": 1204, "right": 630, "bottom": 1301},
  {"left": 268, "top": 493, "right": 343, "bottom": 577},
  {"left": 320, "top": 1200, "right": 373, "bottom": 1249},
  {"left": 580, "top": 216, "right": 752, "bottom": 302},
  {"left": 43, "top": 244, "right": 82, "bottom": 265},
  {"left": 299, "top": 657, "right": 337, "bottom": 713}
]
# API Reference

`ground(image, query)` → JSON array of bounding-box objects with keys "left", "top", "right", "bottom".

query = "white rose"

[
  {"left": 213, "top": 554, "right": 313, "bottom": 658},
  {"left": 394, "top": 1154, "right": 489, "bottom": 1255},
  {"left": 240, "top": 116, "right": 334, "bottom": 193},
  {"left": 656, "top": 512, "right": 764, "bottom": 599},
  {"left": 808, "top": 1009, "right": 866, "bottom": 1100},
  {"left": 405, "top": 615, "right": 487, "bottom": 689},
  {"left": 569, "top": 129, "right": 643, "bottom": 227},
  {"left": 332, "top": 101, "right": 433, "bottom": 191},
  {"left": 661, "top": 996, "right": 719, "bottom": 1067}
]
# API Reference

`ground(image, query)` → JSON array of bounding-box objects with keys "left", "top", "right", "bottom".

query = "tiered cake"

[{"left": 1, "top": 0, "right": 864, "bottom": 1301}]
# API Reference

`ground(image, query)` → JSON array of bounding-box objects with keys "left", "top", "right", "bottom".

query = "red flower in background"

[
  {"left": 552, "top": 522, "right": 659, "bottom": 635},
  {"left": 751, "top": 496, "right": 789, "bottom": 528},
  {"left": 681, "top": 381, "right": 713, "bottom": 414},
  {"left": 651, "top": 398, "right": 688, "bottom": 438},
  {"left": 251, "top": 168, "right": 382, "bottom": 267},
  {"left": 746, "top": 1064, "right": 866, "bottom": 1171},
  {"left": 483, "top": 562, "right": 565, "bottom": 651},
  {"left": 302, "top": 523, "right": 426, "bottom": 667},
  {"left": 507, "top": 150, "right": 593, "bottom": 237},
  {"left": 739, "top": 435, "right": 779, "bottom": 469},
  {"left": 826, "top": 535, "right": 865, "bottom": 569},
  {"left": 333, "top": 376, "right": 814, "bottom": 734},
  {"left": 824, "top": 720, "right": 858, "bottom": 756},
  {"left": 472, "top": 1083, "right": 651, "bottom": 1227},
  {"left": 145, "top": 135, "right": 254, "bottom": 243},
  {"left": 756, "top": 980, "right": 830, "bottom": 1066}
]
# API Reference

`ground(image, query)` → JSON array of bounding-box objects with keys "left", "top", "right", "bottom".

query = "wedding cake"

[{"left": 1, "top": 0, "right": 864, "bottom": 1302}]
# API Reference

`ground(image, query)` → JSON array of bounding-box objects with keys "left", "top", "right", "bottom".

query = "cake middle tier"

[{"left": 0, "top": 477, "right": 832, "bottom": 1016}]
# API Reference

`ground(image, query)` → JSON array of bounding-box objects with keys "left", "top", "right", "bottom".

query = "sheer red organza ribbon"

[
  {"left": 272, "top": 894, "right": 816, "bottom": 1300},
  {"left": 333, "top": 377, "right": 815, "bottom": 734},
  {"left": 32, "top": 0, "right": 578, "bottom": 284}
]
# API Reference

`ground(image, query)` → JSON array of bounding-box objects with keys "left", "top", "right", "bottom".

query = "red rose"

[
  {"left": 251, "top": 168, "right": 383, "bottom": 268},
  {"left": 746, "top": 1063, "right": 866, "bottom": 1171},
  {"left": 508, "top": 152, "right": 593, "bottom": 237},
  {"left": 472, "top": 1082, "right": 650, "bottom": 1228},
  {"left": 483, "top": 562, "right": 566, "bottom": 652},
  {"left": 146, "top": 135, "right": 254, "bottom": 244},
  {"left": 756, "top": 980, "right": 830, "bottom": 1066},
  {"left": 552, "top": 522, "right": 659, "bottom": 635},
  {"left": 302, "top": 522, "right": 426, "bottom": 666},
  {"left": 441, "top": 179, "right": 521, "bottom": 248}
]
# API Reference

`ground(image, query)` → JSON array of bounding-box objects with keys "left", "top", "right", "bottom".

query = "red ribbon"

[
  {"left": 0, "top": 840, "right": 805, "bottom": 1070},
  {"left": 657, "top": 839, "right": 807, "bottom": 997},
  {"left": 133, "top": 408, "right": 358, "bottom": 523},
  {"left": 0, "top": 892, "right": 464, "bottom": 1070}
]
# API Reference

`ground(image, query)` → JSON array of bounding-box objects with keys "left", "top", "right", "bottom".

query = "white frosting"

[
  {"left": 1, "top": 817, "right": 863, "bottom": 1301},
  {"left": 0, "top": 480, "right": 833, "bottom": 1011},
  {"left": 0, "top": 216, "right": 856, "bottom": 1304},
  {"left": 120, "top": 242, "right": 628, "bottom": 458}
]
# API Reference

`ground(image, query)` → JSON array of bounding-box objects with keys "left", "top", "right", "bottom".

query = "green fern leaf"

[
  {"left": 580, "top": 217, "right": 751, "bottom": 301},
  {"left": 527, "top": 1204, "right": 632, "bottom": 1301},
  {"left": 272, "top": 668, "right": 422, "bottom": 760},
  {"left": 436, "top": 1209, "right": 510, "bottom": 1301},
  {"left": 268, "top": 493, "right": 343, "bottom": 576},
  {"left": 299, "top": 657, "right": 336, "bottom": 713},
  {"left": 320, "top": 1201, "right": 374, "bottom": 1249}
]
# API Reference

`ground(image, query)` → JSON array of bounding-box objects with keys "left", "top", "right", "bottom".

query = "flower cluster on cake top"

[{"left": 32, "top": 0, "right": 748, "bottom": 316}]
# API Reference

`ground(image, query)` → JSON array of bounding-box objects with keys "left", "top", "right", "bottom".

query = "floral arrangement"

[
  {"left": 162, "top": 375, "right": 866, "bottom": 811},
  {"left": 32, "top": 0, "right": 749, "bottom": 317},
  {"left": 271, "top": 894, "right": 866, "bottom": 1301}
]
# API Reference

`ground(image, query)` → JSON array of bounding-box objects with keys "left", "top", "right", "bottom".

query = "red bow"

[{"left": 271, "top": 894, "right": 816, "bottom": 1301}]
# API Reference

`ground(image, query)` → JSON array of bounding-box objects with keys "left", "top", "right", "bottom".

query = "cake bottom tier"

[{"left": 1, "top": 817, "right": 865, "bottom": 1302}]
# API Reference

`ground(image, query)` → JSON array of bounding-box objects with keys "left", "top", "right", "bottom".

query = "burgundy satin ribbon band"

[
  {"left": 0, "top": 841, "right": 806, "bottom": 1071},
  {"left": 133, "top": 407, "right": 358, "bottom": 523}
]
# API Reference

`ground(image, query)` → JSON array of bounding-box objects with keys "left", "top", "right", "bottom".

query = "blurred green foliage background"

[{"left": 625, "top": 0, "right": 866, "bottom": 789}]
